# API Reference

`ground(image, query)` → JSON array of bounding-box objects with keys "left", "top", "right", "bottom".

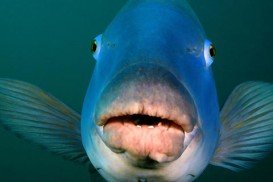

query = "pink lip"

[{"left": 102, "top": 115, "right": 185, "bottom": 163}]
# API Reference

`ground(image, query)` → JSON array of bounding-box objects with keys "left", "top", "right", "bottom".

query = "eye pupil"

[
  {"left": 91, "top": 41, "right": 97, "bottom": 53},
  {"left": 209, "top": 44, "right": 216, "bottom": 58}
]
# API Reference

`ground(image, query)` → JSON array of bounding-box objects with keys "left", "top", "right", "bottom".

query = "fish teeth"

[
  {"left": 148, "top": 126, "right": 154, "bottom": 129},
  {"left": 137, "top": 125, "right": 141, "bottom": 128}
]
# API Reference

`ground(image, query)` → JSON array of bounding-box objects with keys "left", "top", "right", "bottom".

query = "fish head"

[{"left": 82, "top": 0, "right": 220, "bottom": 181}]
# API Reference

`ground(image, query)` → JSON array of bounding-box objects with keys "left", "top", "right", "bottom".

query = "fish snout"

[{"left": 95, "top": 64, "right": 198, "bottom": 165}]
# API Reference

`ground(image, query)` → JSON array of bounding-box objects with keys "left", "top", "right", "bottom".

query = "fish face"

[
  {"left": 82, "top": 0, "right": 220, "bottom": 181},
  {"left": 95, "top": 64, "right": 198, "bottom": 166}
]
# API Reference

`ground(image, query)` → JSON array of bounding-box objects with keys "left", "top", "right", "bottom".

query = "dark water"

[{"left": 0, "top": 0, "right": 273, "bottom": 181}]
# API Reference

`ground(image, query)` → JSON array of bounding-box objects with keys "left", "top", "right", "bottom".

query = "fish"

[{"left": 1, "top": 0, "right": 273, "bottom": 181}]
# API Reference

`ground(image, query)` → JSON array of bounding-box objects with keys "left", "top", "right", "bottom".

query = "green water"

[{"left": 0, "top": 0, "right": 273, "bottom": 181}]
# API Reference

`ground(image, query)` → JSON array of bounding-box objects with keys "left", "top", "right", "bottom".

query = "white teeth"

[
  {"left": 148, "top": 126, "right": 154, "bottom": 129},
  {"left": 137, "top": 125, "right": 141, "bottom": 128}
]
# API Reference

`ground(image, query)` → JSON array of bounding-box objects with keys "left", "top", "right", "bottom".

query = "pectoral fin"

[
  {"left": 0, "top": 79, "right": 88, "bottom": 163},
  {"left": 211, "top": 82, "right": 273, "bottom": 171}
]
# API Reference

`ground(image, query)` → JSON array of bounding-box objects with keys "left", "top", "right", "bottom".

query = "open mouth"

[
  {"left": 95, "top": 65, "right": 198, "bottom": 165},
  {"left": 103, "top": 114, "right": 185, "bottom": 162},
  {"left": 99, "top": 103, "right": 196, "bottom": 164}
]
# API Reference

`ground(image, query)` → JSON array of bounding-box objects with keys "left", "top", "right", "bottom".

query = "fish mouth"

[
  {"left": 101, "top": 113, "right": 191, "bottom": 165},
  {"left": 95, "top": 64, "right": 198, "bottom": 166}
]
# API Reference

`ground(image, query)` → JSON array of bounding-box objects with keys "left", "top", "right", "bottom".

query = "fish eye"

[
  {"left": 91, "top": 40, "right": 97, "bottom": 53},
  {"left": 91, "top": 34, "right": 102, "bottom": 60},
  {"left": 204, "top": 40, "right": 216, "bottom": 67},
  {"left": 209, "top": 44, "right": 216, "bottom": 58}
]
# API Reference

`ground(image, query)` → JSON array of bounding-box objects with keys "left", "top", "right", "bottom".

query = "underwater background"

[{"left": 0, "top": 0, "right": 273, "bottom": 181}]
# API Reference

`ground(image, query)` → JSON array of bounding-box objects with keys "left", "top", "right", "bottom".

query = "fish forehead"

[
  {"left": 95, "top": 0, "right": 207, "bottom": 93},
  {"left": 103, "top": 0, "right": 205, "bottom": 59}
]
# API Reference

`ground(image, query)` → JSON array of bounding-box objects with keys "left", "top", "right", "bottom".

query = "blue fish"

[{"left": 1, "top": 0, "right": 273, "bottom": 181}]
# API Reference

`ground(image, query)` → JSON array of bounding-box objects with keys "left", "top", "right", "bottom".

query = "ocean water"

[{"left": 0, "top": 0, "right": 273, "bottom": 181}]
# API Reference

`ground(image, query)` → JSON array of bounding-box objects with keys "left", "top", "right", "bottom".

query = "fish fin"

[
  {"left": 211, "top": 81, "right": 273, "bottom": 171},
  {"left": 0, "top": 79, "right": 88, "bottom": 163}
]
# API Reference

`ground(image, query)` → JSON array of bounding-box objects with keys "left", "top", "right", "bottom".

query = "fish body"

[
  {"left": 82, "top": 0, "right": 219, "bottom": 181},
  {"left": 1, "top": 0, "right": 273, "bottom": 182}
]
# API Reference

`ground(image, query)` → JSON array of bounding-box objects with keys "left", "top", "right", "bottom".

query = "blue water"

[{"left": 0, "top": 0, "right": 273, "bottom": 181}]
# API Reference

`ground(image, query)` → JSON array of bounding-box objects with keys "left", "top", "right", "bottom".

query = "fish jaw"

[
  {"left": 103, "top": 116, "right": 185, "bottom": 164},
  {"left": 94, "top": 64, "right": 199, "bottom": 166}
]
